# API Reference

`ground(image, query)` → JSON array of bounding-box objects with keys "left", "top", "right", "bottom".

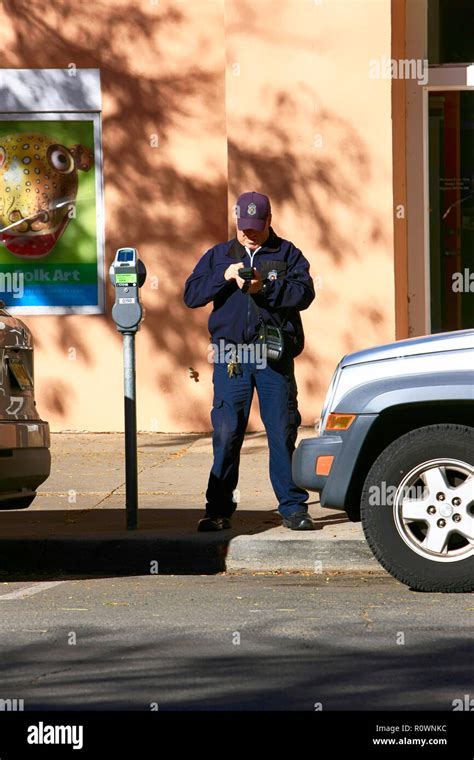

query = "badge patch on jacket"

[{"left": 260, "top": 260, "right": 287, "bottom": 280}]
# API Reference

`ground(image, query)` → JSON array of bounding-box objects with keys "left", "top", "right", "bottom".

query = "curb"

[
  {"left": 0, "top": 535, "right": 228, "bottom": 576},
  {"left": 226, "top": 535, "right": 380, "bottom": 572},
  {"left": 0, "top": 532, "right": 382, "bottom": 576}
]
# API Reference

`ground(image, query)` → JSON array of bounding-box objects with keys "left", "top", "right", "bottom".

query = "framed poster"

[{"left": 0, "top": 112, "right": 104, "bottom": 314}]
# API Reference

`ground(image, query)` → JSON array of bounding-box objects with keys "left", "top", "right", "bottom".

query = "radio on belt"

[
  {"left": 109, "top": 247, "right": 147, "bottom": 531},
  {"left": 109, "top": 247, "right": 147, "bottom": 333}
]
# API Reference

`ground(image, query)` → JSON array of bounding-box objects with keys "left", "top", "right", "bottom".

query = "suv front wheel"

[{"left": 360, "top": 424, "right": 473, "bottom": 592}]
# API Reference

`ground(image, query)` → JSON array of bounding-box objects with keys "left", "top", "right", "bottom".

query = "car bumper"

[
  {"left": 292, "top": 434, "right": 343, "bottom": 493},
  {"left": 0, "top": 420, "right": 51, "bottom": 503},
  {"left": 292, "top": 414, "right": 378, "bottom": 509},
  {"left": 0, "top": 419, "right": 50, "bottom": 449}
]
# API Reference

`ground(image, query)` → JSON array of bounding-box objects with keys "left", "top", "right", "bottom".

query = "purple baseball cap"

[{"left": 234, "top": 191, "right": 271, "bottom": 231}]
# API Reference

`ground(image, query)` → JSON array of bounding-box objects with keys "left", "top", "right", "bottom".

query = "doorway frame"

[
  {"left": 393, "top": 0, "right": 474, "bottom": 337},
  {"left": 423, "top": 71, "right": 474, "bottom": 333}
]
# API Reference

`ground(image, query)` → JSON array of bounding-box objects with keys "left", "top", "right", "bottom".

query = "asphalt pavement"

[{"left": 0, "top": 573, "right": 471, "bottom": 710}]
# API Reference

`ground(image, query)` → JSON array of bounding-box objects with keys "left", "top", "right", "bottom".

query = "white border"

[
  {"left": 0, "top": 111, "right": 105, "bottom": 315},
  {"left": 0, "top": 69, "right": 101, "bottom": 112}
]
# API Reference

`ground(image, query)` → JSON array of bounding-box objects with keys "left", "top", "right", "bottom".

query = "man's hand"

[
  {"left": 224, "top": 264, "right": 263, "bottom": 293},
  {"left": 224, "top": 263, "right": 244, "bottom": 282}
]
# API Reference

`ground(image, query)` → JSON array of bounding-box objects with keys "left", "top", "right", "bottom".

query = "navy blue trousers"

[{"left": 205, "top": 355, "right": 309, "bottom": 518}]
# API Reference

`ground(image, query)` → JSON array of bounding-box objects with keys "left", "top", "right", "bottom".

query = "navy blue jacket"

[{"left": 183, "top": 228, "right": 315, "bottom": 355}]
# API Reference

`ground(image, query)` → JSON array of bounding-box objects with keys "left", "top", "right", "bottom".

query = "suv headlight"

[{"left": 319, "top": 361, "right": 342, "bottom": 434}]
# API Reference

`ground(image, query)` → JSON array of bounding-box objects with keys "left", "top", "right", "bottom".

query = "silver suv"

[
  {"left": 0, "top": 304, "right": 50, "bottom": 508},
  {"left": 292, "top": 329, "right": 473, "bottom": 592}
]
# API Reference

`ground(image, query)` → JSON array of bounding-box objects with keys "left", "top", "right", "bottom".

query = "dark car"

[{"left": 0, "top": 304, "right": 50, "bottom": 508}]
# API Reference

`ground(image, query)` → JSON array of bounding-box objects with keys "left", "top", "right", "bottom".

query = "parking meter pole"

[
  {"left": 123, "top": 332, "right": 138, "bottom": 531},
  {"left": 109, "top": 248, "right": 147, "bottom": 532}
]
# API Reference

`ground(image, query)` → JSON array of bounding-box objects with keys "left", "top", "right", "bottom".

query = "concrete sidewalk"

[{"left": 0, "top": 430, "right": 382, "bottom": 576}]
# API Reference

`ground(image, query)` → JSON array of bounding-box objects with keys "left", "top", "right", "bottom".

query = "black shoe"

[
  {"left": 281, "top": 512, "right": 314, "bottom": 531},
  {"left": 197, "top": 515, "right": 232, "bottom": 532}
]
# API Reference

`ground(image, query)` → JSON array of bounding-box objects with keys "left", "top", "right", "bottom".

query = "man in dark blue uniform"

[{"left": 184, "top": 191, "right": 315, "bottom": 531}]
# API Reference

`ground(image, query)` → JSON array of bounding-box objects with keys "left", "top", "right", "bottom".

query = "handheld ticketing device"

[
  {"left": 238, "top": 266, "right": 254, "bottom": 294},
  {"left": 238, "top": 266, "right": 254, "bottom": 280},
  {"left": 109, "top": 248, "right": 147, "bottom": 333}
]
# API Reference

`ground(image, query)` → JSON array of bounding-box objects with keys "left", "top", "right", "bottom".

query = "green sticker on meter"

[{"left": 116, "top": 273, "right": 137, "bottom": 284}]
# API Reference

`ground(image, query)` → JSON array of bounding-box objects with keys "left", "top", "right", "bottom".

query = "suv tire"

[{"left": 360, "top": 424, "right": 473, "bottom": 592}]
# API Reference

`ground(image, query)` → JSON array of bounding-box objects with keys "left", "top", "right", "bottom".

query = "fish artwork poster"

[{"left": 0, "top": 119, "right": 104, "bottom": 312}]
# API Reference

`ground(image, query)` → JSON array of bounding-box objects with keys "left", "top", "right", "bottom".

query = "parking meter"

[
  {"left": 109, "top": 247, "right": 147, "bottom": 531},
  {"left": 109, "top": 248, "right": 147, "bottom": 333}
]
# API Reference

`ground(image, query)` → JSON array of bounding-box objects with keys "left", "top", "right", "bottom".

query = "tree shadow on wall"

[{"left": 3, "top": 0, "right": 389, "bottom": 427}]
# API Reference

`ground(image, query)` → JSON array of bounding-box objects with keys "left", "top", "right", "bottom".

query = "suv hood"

[{"left": 341, "top": 329, "right": 474, "bottom": 367}]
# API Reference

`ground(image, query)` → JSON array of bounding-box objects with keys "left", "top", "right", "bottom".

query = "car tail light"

[{"left": 326, "top": 413, "right": 356, "bottom": 430}]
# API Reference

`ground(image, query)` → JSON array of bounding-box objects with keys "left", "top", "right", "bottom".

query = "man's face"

[{"left": 236, "top": 214, "right": 271, "bottom": 249}]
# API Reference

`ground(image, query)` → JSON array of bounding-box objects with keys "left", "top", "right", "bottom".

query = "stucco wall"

[{"left": 0, "top": 0, "right": 394, "bottom": 432}]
